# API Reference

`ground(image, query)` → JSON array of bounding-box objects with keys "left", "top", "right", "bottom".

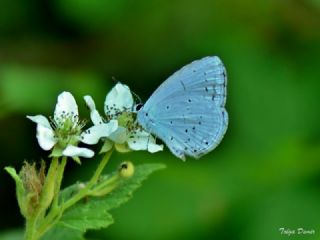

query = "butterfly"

[{"left": 136, "top": 56, "right": 228, "bottom": 160}]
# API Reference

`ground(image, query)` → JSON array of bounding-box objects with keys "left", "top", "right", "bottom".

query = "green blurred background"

[{"left": 1, "top": 0, "right": 320, "bottom": 239}]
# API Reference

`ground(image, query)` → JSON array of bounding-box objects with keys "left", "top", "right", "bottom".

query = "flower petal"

[
  {"left": 108, "top": 126, "right": 128, "bottom": 144},
  {"left": 84, "top": 95, "right": 103, "bottom": 125},
  {"left": 104, "top": 83, "right": 134, "bottom": 115},
  {"left": 127, "top": 130, "right": 163, "bottom": 153},
  {"left": 54, "top": 92, "right": 79, "bottom": 123},
  {"left": 36, "top": 124, "right": 57, "bottom": 150},
  {"left": 147, "top": 142, "right": 164, "bottom": 153},
  {"left": 62, "top": 145, "right": 94, "bottom": 158},
  {"left": 27, "top": 115, "right": 51, "bottom": 129},
  {"left": 146, "top": 134, "right": 163, "bottom": 153},
  {"left": 81, "top": 120, "right": 118, "bottom": 144},
  {"left": 127, "top": 135, "right": 148, "bottom": 151},
  {"left": 27, "top": 115, "right": 56, "bottom": 150}
]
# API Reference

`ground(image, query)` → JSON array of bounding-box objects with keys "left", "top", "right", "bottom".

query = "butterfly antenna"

[
  {"left": 131, "top": 89, "right": 142, "bottom": 104},
  {"left": 111, "top": 76, "right": 118, "bottom": 84},
  {"left": 111, "top": 77, "right": 142, "bottom": 104}
]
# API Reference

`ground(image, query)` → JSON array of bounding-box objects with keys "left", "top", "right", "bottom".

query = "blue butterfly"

[{"left": 137, "top": 56, "right": 228, "bottom": 160}]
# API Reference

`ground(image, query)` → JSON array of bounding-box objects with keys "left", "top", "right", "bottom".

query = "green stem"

[
  {"left": 90, "top": 174, "right": 119, "bottom": 193},
  {"left": 88, "top": 149, "right": 114, "bottom": 187},
  {"left": 36, "top": 150, "right": 113, "bottom": 239},
  {"left": 25, "top": 215, "right": 37, "bottom": 240},
  {"left": 62, "top": 149, "right": 113, "bottom": 210},
  {"left": 52, "top": 157, "right": 67, "bottom": 209},
  {"left": 25, "top": 157, "right": 59, "bottom": 240}
]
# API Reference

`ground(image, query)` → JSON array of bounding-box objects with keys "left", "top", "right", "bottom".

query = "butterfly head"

[{"left": 133, "top": 103, "right": 144, "bottom": 113}]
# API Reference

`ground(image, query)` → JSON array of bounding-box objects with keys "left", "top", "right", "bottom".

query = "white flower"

[
  {"left": 84, "top": 83, "right": 163, "bottom": 153},
  {"left": 27, "top": 92, "right": 117, "bottom": 162}
]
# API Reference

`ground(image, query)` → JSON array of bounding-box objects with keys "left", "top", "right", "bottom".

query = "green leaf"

[
  {"left": 42, "top": 226, "right": 84, "bottom": 240},
  {"left": 59, "top": 202, "right": 114, "bottom": 232},
  {"left": 46, "top": 163, "right": 165, "bottom": 238},
  {"left": 4, "top": 166, "right": 27, "bottom": 217}
]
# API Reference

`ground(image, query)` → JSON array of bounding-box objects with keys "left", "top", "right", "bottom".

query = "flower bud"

[
  {"left": 10, "top": 161, "right": 47, "bottom": 217},
  {"left": 119, "top": 161, "right": 134, "bottom": 178}
]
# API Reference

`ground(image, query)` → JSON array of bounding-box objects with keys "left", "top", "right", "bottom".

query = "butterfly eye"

[{"left": 135, "top": 103, "right": 143, "bottom": 111}]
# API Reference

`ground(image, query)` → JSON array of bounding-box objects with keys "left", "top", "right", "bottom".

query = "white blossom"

[
  {"left": 27, "top": 92, "right": 117, "bottom": 160},
  {"left": 84, "top": 83, "right": 163, "bottom": 153}
]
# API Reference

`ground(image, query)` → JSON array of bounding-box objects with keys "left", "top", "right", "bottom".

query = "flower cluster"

[{"left": 28, "top": 83, "right": 163, "bottom": 163}]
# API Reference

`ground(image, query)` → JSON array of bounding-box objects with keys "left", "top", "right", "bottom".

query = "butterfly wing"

[{"left": 137, "top": 56, "right": 228, "bottom": 160}]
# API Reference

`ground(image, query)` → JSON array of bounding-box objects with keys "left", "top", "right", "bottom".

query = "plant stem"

[
  {"left": 88, "top": 149, "right": 114, "bottom": 187},
  {"left": 62, "top": 149, "right": 113, "bottom": 210},
  {"left": 52, "top": 157, "right": 67, "bottom": 209},
  {"left": 36, "top": 150, "right": 113, "bottom": 239},
  {"left": 87, "top": 176, "right": 120, "bottom": 197},
  {"left": 25, "top": 157, "right": 59, "bottom": 240},
  {"left": 25, "top": 215, "right": 37, "bottom": 240}
]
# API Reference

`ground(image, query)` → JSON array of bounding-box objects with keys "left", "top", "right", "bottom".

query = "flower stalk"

[
  {"left": 33, "top": 150, "right": 118, "bottom": 240},
  {"left": 24, "top": 157, "right": 59, "bottom": 240}
]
